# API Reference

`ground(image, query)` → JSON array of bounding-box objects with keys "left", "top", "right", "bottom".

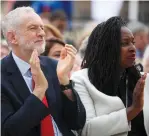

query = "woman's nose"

[{"left": 129, "top": 44, "right": 136, "bottom": 53}]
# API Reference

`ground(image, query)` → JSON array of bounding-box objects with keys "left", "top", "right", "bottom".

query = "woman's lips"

[
  {"left": 128, "top": 57, "right": 135, "bottom": 60},
  {"left": 127, "top": 54, "right": 136, "bottom": 61},
  {"left": 127, "top": 57, "right": 136, "bottom": 61}
]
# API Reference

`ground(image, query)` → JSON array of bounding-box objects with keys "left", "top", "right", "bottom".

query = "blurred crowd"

[{"left": 1, "top": 1, "right": 149, "bottom": 73}]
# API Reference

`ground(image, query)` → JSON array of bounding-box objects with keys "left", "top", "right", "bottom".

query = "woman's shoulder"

[
  {"left": 71, "top": 68, "right": 88, "bottom": 78},
  {"left": 144, "top": 45, "right": 149, "bottom": 57},
  {"left": 71, "top": 68, "right": 88, "bottom": 76}
]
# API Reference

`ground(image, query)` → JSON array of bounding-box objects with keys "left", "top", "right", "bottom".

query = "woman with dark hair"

[
  {"left": 71, "top": 17, "right": 149, "bottom": 136},
  {"left": 42, "top": 37, "right": 65, "bottom": 60}
]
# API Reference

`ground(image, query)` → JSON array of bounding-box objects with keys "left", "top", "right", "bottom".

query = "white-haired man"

[
  {"left": 1, "top": 7, "right": 86, "bottom": 136},
  {"left": 127, "top": 21, "right": 149, "bottom": 63}
]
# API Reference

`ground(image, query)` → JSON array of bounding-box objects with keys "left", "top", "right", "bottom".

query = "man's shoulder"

[
  {"left": 1, "top": 55, "right": 10, "bottom": 73},
  {"left": 1, "top": 56, "right": 11, "bottom": 88}
]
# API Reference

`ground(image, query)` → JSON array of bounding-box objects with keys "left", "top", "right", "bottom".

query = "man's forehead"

[{"left": 21, "top": 13, "right": 44, "bottom": 26}]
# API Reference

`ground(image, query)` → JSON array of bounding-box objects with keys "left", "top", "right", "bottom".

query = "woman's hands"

[{"left": 127, "top": 73, "right": 147, "bottom": 121}]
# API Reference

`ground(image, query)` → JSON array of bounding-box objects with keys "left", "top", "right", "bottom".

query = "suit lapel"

[
  {"left": 40, "top": 61, "right": 57, "bottom": 107},
  {"left": 9, "top": 72, "right": 31, "bottom": 102},
  {"left": 6, "top": 54, "right": 58, "bottom": 115},
  {"left": 40, "top": 60, "right": 61, "bottom": 132},
  {"left": 6, "top": 53, "right": 31, "bottom": 102},
  {"left": 40, "top": 58, "right": 61, "bottom": 122}
]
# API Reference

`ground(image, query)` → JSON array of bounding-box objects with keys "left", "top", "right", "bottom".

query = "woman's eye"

[
  {"left": 121, "top": 43, "right": 129, "bottom": 46},
  {"left": 52, "top": 54, "right": 60, "bottom": 58},
  {"left": 54, "top": 55, "right": 60, "bottom": 57}
]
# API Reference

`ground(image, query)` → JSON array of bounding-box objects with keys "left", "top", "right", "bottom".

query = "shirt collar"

[{"left": 12, "top": 52, "right": 30, "bottom": 76}]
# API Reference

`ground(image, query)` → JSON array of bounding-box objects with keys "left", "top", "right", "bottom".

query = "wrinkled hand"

[
  {"left": 57, "top": 44, "right": 77, "bottom": 85},
  {"left": 29, "top": 49, "right": 48, "bottom": 92}
]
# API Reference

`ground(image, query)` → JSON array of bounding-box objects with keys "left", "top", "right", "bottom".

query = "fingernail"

[{"left": 142, "top": 74, "right": 147, "bottom": 79}]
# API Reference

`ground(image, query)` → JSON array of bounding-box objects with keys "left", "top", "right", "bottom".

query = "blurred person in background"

[
  {"left": 143, "top": 45, "right": 149, "bottom": 73},
  {"left": 76, "top": 21, "right": 98, "bottom": 49},
  {"left": 49, "top": 10, "right": 75, "bottom": 46},
  {"left": 49, "top": 10, "right": 67, "bottom": 34},
  {"left": 39, "top": 12, "right": 51, "bottom": 25},
  {"left": 41, "top": 37, "right": 65, "bottom": 60},
  {"left": 44, "top": 24, "right": 63, "bottom": 40},
  {"left": 0, "top": 40, "right": 10, "bottom": 59},
  {"left": 77, "top": 36, "right": 89, "bottom": 59},
  {"left": 12, "top": 1, "right": 32, "bottom": 9},
  {"left": 127, "top": 21, "right": 149, "bottom": 64},
  {"left": 71, "top": 17, "right": 149, "bottom": 136},
  {"left": 31, "top": 1, "right": 72, "bottom": 29},
  {"left": 71, "top": 36, "right": 89, "bottom": 74}
]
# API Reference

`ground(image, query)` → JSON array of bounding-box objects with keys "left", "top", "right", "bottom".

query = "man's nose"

[{"left": 37, "top": 28, "right": 45, "bottom": 37}]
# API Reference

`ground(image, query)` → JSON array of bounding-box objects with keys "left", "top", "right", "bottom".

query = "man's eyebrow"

[
  {"left": 28, "top": 23, "right": 43, "bottom": 27},
  {"left": 28, "top": 24, "right": 37, "bottom": 27},
  {"left": 26, "top": 24, "right": 35, "bottom": 28},
  {"left": 27, "top": 23, "right": 44, "bottom": 29}
]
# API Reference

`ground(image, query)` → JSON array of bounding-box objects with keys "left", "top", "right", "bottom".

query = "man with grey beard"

[{"left": 1, "top": 6, "right": 86, "bottom": 136}]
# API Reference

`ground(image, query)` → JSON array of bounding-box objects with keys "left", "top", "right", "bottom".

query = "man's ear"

[{"left": 7, "top": 31, "right": 18, "bottom": 45}]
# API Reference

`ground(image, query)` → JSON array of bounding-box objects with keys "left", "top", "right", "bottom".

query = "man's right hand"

[
  {"left": 29, "top": 49, "right": 48, "bottom": 100},
  {"left": 127, "top": 73, "right": 147, "bottom": 121}
]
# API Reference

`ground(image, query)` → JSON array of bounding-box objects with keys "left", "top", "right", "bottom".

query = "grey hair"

[
  {"left": 78, "top": 36, "right": 89, "bottom": 59},
  {"left": 1, "top": 6, "right": 35, "bottom": 39},
  {"left": 127, "top": 21, "right": 149, "bottom": 34}
]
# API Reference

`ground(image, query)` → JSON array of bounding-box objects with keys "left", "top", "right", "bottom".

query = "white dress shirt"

[{"left": 12, "top": 52, "right": 62, "bottom": 136}]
